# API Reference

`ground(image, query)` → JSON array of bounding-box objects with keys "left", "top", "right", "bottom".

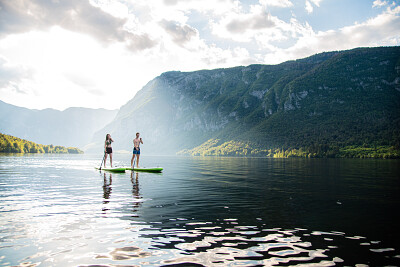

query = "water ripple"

[{"left": 1, "top": 154, "right": 400, "bottom": 266}]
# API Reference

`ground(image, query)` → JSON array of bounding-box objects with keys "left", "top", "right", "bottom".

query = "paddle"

[{"left": 99, "top": 151, "right": 106, "bottom": 170}]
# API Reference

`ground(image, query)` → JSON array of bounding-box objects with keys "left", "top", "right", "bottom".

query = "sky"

[{"left": 0, "top": 0, "right": 399, "bottom": 111}]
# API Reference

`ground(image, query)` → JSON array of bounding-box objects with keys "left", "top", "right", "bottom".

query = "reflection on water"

[
  {"left": 0, "top": 154, "right": 399, "bottom": 266},
  {"left": 102, "top": 173, "right": 112, "bottom": 206}
]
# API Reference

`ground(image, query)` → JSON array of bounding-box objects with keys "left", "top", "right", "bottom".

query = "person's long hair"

[{"left": 106, "top": 134, "right": 111, "bottom": 141}]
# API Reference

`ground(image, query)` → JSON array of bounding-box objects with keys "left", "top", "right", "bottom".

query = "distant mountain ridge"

[
  {"left": 0, "top": 100, "right": 118, "bottom": 149},
  {"left": 92, "top": 46, "right": 400, "bottom": 157}
]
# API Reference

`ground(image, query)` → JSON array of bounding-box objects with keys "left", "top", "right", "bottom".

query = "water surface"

[{"left": 0, "top": 154, "right": 399, "bottom": 266}]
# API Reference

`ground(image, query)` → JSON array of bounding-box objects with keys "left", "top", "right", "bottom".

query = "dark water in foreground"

[{"left": 0, "top": 154, "right": 399, "bottom": 266}]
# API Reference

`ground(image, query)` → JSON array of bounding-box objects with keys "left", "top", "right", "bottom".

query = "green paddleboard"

[
  {"left": 95, "top": 167, "right": 126, "bottom": 173},
  {"left": 124, "top": 167, "right": 163, "bottom": 173}
]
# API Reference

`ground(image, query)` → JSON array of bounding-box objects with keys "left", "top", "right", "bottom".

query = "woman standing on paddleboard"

[{"left": 104, "top": 134, "right": 114, "bottom": 168}]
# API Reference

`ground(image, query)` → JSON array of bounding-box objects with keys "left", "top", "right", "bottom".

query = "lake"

[{"left": 0, "top": 154, "right": 399, "bottom": 266}]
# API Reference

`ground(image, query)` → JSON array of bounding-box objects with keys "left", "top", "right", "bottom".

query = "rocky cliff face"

[{"left": 92, "top": 47, "right": 400, "bottom": 154}]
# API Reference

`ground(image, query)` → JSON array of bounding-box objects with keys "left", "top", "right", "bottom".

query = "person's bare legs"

[
  {"left": 136, "top": 154, "right": 140, "bottom": 167},
  {"left": 131, "top": 154, "right": 135, "bottom": 168},
  {"left": 110, "top": 153, "right": 113, "bottom": 168},
  {"left": 104, "top": 154, "right": 108, "bottom": 168}
]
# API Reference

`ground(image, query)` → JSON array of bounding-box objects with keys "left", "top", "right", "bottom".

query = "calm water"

[{"left": 0, "top": 154, "right": 399, "bottom": 266}]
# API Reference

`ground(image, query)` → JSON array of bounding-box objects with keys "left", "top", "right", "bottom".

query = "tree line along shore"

[
  {"left": 178, "top": 139, "right": 400, "bottom": 159},
  {"left": 0, "top": 133, "right": 83, "bottom": 154},
  {"left": 1, "top": 132, "right": 399, "bottom": 158}
]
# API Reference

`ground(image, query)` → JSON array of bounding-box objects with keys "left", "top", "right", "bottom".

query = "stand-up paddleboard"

[
  {"left": 124, "top": 167, "right": 163, "bottom": 173},
  {"left": 95, "top": 167, "right": 126, "bottom": 173}
]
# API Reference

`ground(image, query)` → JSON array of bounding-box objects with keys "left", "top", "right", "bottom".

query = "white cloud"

[
  {"left": 305, "top": 1, "right": 313, "bottom": 14},
  {"left": 259, "top": 0, "right": 293, "bottom": 8},
  {"left": 89, "top": 0, "right": 129, "bottom": 18},
  {"left": 305, "top": 0, "right": 322, "bottom": 13},
  {"left": 130, "top": 0, "right": 240, "bottom": 19},
  {"left": 0, "top": 0, "right": 399, "bottom": 110},
  {"left": 309, "top": 0, "right": 322, "bottom": 7},
  {"left": 159, "top": 20, "right": 198, "bottom": 46},
  {"left": 211, "top": 4, "right": 292, "bottom": 42},
  {"left": 0, "top": 1, "right": 256, "bottom": 109},
  {"left": 372, "top": 0, "right": 388, "bottom": 8},
  {"left": 0, "top": 56, "right": 34, "bottom": 90},
  {"left": 0, "top": 0, "right": 156, "bottom": 51},
  {"left": 264, "top": 5, "right": 400, "bottom": 63},
  {"left": 211, "top": 1, "right": 315, "bottom": 53}
]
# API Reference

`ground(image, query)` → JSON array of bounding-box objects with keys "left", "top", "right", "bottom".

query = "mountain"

[
  {"left": 92, "top": 47, "right": 400, "bottom": 157},
  {"left": 0, "top": 101, "right": 118, "bottom": 149}
]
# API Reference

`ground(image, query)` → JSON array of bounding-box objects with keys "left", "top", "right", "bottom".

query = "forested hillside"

[
  {"left": 92, "top": 47, "right": 400, "bottom": 158},
  {"left": 0, "top": 133, "right": 83, "bottom": 154}
]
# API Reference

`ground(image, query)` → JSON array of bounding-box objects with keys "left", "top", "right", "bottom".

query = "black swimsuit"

[{"left": 105, "top": 140, "right": 112, "bottom": 154}]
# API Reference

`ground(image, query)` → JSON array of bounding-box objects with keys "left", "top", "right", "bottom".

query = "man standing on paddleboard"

[{"left": 131, "top": 132, "right": 143, "bottom": 168}]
